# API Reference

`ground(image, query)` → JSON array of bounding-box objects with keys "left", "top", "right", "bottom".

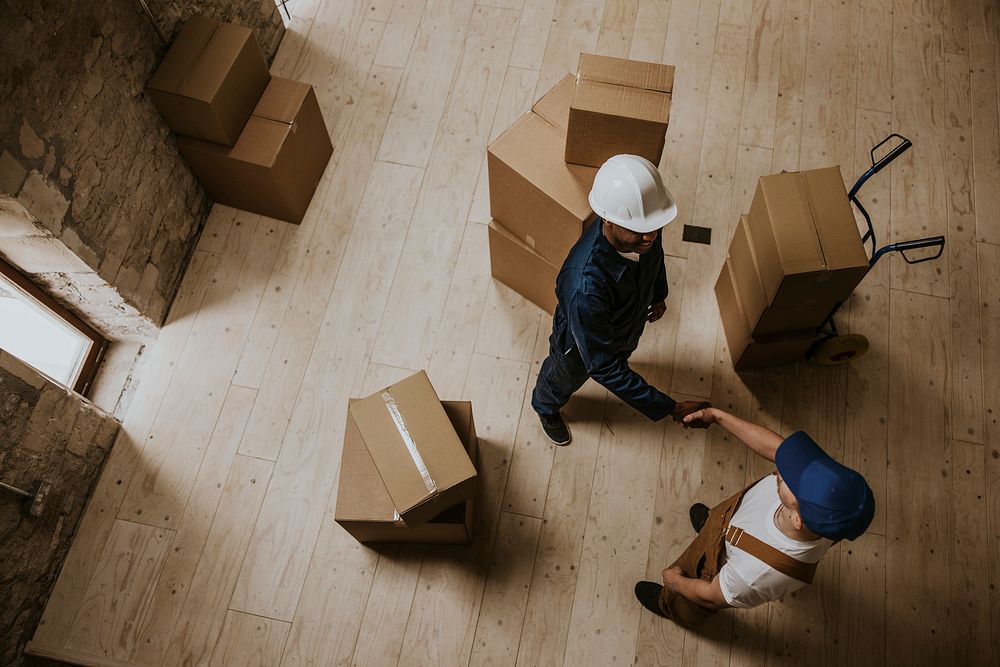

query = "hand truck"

[{"left": 806, "top": 134, "right": 945, "bottom": 365}]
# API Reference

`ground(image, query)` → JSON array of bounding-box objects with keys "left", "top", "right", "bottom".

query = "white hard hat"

[{"left": 588, "top": 154, "right": 678, "bottom": 233}]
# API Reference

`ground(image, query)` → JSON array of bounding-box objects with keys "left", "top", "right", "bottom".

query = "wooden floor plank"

[
  {"left": 889, "top": 14, "right": 950, "bottom": 297},
  {"left": 836, "top": 532, "right": 885, "bottom": 666},
  {"left": 469, "top": 512, "right": 543, "bottom": 667},
  {"left": 671, "top": 20, "right": 748, "bottom": 398},
  {"left": 945, "top": 52, "right": 985, "bottom": 444},
  {"left": 231, "top": 155, "right": 421, "bottom": 622},
  {"left": 64, "top": 520, "right": 174, "bottom": 661},
  {"left": 563, "top": 402, "right": 664, "bottom": 667},
  {"left": 970, "top": 0, "right": 1000, "bottom": 245},
  {"left": 131, "top": 385, "right": 258, "bottom": 666},
  {"left": 350, "top": 546, "right": 424, "bottom": 667},
  {"left": 236, "top": 28, "right": 389, "bottom": 461},
  {"left": 771, "top": 0, "right": 809, "bottom": 171},
  {"left": 595, "top": 0, "right": 639, "bottom": 58},
  {"left": 209, "top": 611, "right": 290, "bottom": 667},
  {"left": 949, "top": 440, "right": 992, "bottom": 664},
  {"left": 372, "top": 6, "right": 519, "bottom": 370},
  {"left": 536, "top": 0, "right": 604, "bottom": 94},
  {"left": 980, "top": 241, "right": 1000, "bottom": 666},
  {"left": 856, "top": 0, "right": 893, "bottom": 113},
  {"left": 509, "top": 0, "right": 558, "bottom": 70},
  {"left": 738, "top": 0, "right": 785, "bottom": 150},
  {"left": 635, "top": 399, "right": 707, "bottom": 666},
  {"left": 628, "top": 0, "right": 670, "bottom": 63},
  {"left": 659, "top": 0, "right": 722, "bottom": 261},
  {"left": 119, "top": 214, "right": 283, "bottom": 530},
  {"left": 515, "top": 380, "right": 606, "bottom": 667},
  {"left": 426, "top": 222, "right": 492, "bottom": 400},
  {"left": 885, "top": 290, "right": 952, "bottom": 666},
  {"left": 374, "top": 0, "right": 427, "bottom": 68},
  {"left": 376, "top": 0, "right": 477, "bottom": 167},
  {"left": 469, "top": 65, "right": 539, "bottom": 225},
  {"left": 162, "top": 455, "right": 274, "bottom": 667}
]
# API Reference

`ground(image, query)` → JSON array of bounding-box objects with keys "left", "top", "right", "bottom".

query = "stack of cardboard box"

[
  {"left": 147, "top": 16, "right": 332, "bottom": 224},
  {"left": 715, "top": 167, "right": 870, "bottom": 370},
  {"left": 334, "top": 371, "right": 480, "bottom": 544},
  {"left": 487, "top": 54, "right": 675, "bottom": 314}
]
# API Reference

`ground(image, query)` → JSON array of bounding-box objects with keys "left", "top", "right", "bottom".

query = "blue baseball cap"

[{"left": 775, "top": 432, "right": 875, "bottom": 541}]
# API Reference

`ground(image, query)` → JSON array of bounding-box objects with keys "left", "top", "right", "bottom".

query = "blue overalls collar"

[{"left": 592, "top": 218, "right": 632, "bottom": 283}]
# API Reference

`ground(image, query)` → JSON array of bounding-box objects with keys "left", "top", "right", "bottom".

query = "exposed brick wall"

[
  {"left": 0, "top": 0, "right": 284, "bottom": 327},
  {"left": 0, "top": 351, "right": 120, "bottom": 667}
]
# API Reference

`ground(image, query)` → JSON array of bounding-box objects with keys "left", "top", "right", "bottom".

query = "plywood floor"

[{"left": 30, "top": 0, "right": 1000, "bottom": 665}]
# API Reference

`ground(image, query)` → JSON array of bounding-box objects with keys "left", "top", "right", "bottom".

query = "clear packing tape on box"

[{"left": 382, "top": 388, "right": 436, "bottom": 526}]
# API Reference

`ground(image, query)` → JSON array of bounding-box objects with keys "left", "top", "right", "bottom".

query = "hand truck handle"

[
  {"left": 849, "top": 134, "right": 912, "bottom": 200},
  {"left": 870, "top": 235, "right": 945, "bottom": 266}
]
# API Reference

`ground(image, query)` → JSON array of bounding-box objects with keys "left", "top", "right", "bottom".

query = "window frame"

[{"left": 0, "top": 256, "right": 107, "bottom": 395}]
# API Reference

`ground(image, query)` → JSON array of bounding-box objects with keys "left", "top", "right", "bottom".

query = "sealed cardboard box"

[
  {"left": 177, "top": 77, "right": 333, "bottom": 224},
  {"left": 487, "top": 107, "right": 597, "bottom": 265},
  {"left": 348, "top": 371, "right": 478, "bottom": 528},
  {"left": 715, "top": 258, "right": 815, "bottom": 370},
  {"left": 147, "top": 16, "right": 271, "bottom": 145},
  {"left": 532, "top": 74, "right": 575, "bottom": 133},
  {"left": 566, "top": 53, "right": 674, "bottom": 167},
  {"left": 336, "top": 400, "right": 477, "bottom": 544},
  {"left": 488, "top": 220, "right": 559, "bottom": 315},
  {"left": 728, "top": 215, "right": 836, "bottom": 336},
  {"left": 746, "top": 167, "right": 869, "bottom": 311}
]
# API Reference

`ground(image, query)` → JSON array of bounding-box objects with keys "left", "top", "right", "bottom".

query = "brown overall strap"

[{"left": 725, "top": 525, "right": 817, "bottom": 585}]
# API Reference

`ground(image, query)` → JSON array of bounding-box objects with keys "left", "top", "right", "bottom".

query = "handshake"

[{"left": 670, "top": 401, "right": 714, "bottom": 429}]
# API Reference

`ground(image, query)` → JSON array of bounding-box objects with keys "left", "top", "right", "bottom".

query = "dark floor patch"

[{"left": 682, "top": 224, "right": 712, "bottom": 245}]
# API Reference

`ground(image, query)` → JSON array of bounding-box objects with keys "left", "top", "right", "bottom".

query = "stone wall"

[
  {"left": 0, "top": 351, "right": 120, "bottom": 667},
  {"left": 0, "top": 0, "right": 284, "bottom": 329}
]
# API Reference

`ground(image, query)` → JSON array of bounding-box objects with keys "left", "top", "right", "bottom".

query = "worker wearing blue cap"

[{"left": 634, "top": 406, "right": 875, "bottom": 628}]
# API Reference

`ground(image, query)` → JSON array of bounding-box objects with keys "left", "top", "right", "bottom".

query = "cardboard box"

[
  {"left": 488, "top": 220, "right": 559, "bottom": 315},
  {"left": 728, "top": 215, "right": 836, "bottom": 336},
  {"left": 147, "top": 16, "right": 271, "bottom": 145},
  {"left": 565, "top": 53, "right": 674, "bottom": 167},
  {"left": 532, "top": 74, "right": 575, "bottom": 133},
  {"left": 177, "top": 77, "right": 333, "bottom": 224},
  {"left": 487, "top": 105, "right": 597, "bottom": 265},
  {"left": 336, "top": 400, "right": 477, "bottom": 544},
  {"left": 348, "top": 371, "right": 478, "bottom": 528},
  {"left": 746, "top": 167, "right": 869, "bottom": 311},
  {"left": 715, "top": 258, "right": 815, "bottom": 370}
]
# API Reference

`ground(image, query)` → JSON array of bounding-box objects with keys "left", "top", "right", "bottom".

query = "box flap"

[
  {"left": 253, "top": 77, "right": 311, "bottom": 124},
  {"left": 729, "top": 215, "right": 768, "bottom": 329},
  {"left": 800, "top": 167, "right": 868, "bottom": 271},
  {"left": 348, "top": 371, "right": 475, "bottom": 519},
  {"left": 147, "top": 16, "right": 218, "bottom": 96},
  {"left": 532, "top": 74, "right": 575, "bottom": 133},
  {"left": 759, "top": 172, "right": 826, "bottom": 273},
  {"left": 577, "top": 53, "right": 674, "bottom": 93},
  {"left": 715, "top": 258, "right": 751, "bottom": 357},
  {"left": 488, "top": 112, "right": 595, "bottom": 221},
  {"left": 572, "top": 80, "right": 670, "bottom": 124}
]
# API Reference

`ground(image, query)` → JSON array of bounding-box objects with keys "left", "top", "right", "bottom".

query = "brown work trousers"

[{"left": 657, "top": 481, "right": 756, "bottom": 629}]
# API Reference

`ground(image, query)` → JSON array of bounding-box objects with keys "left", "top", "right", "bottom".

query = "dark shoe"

[
  {"left": 538, "top": 412, "right": 572, "bottom": 446},
  {"left": 634, "top": 581, "right": 668, "bottom": 618},
  {"left": 689, "top": 503, "right": 710, "bottom": 533}
]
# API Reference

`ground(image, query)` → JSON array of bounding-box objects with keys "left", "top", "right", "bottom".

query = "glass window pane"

[{"left": 0, "top": 273, "right": 92, "bottom": 387}]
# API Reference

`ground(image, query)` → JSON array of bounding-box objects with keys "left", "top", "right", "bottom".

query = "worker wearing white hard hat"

[{"left": 531, "top": 155, "right": 711, "bottom": 446}]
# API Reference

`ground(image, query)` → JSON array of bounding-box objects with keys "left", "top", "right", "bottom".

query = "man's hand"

[
  {"left": 647, "top": 300, "right": 667, "bottom": 323},
  {"left": 662, "top": 565, "right": 684, "bottom": 593},
  {"left": 682, "top": 406, "right": 718, "bottom": 429},
  {"left": 671, "top": 401, "right": 712, "bottom": 427}
]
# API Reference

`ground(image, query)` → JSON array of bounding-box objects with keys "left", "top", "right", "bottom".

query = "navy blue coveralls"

[{"left": 531, "top": 218, "right": 678, "bottom": 421}]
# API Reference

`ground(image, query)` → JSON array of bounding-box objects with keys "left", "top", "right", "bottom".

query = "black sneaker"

[
  {"left": 538, "top": 413, "right": 571, "bottom": 446},
  {"left": 689, "top": 503, "right": 710, "bottom": 533},
  {"left": 634, "top": 581, "right": 668, "bottom": 618}
]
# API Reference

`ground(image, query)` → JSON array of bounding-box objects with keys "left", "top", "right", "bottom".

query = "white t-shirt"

[
  {"left": 617, "top": 251, "right": 641, "bottom": 262},
  {"left": 717, "top": 475, "right": 833, "bottom": 608}
]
